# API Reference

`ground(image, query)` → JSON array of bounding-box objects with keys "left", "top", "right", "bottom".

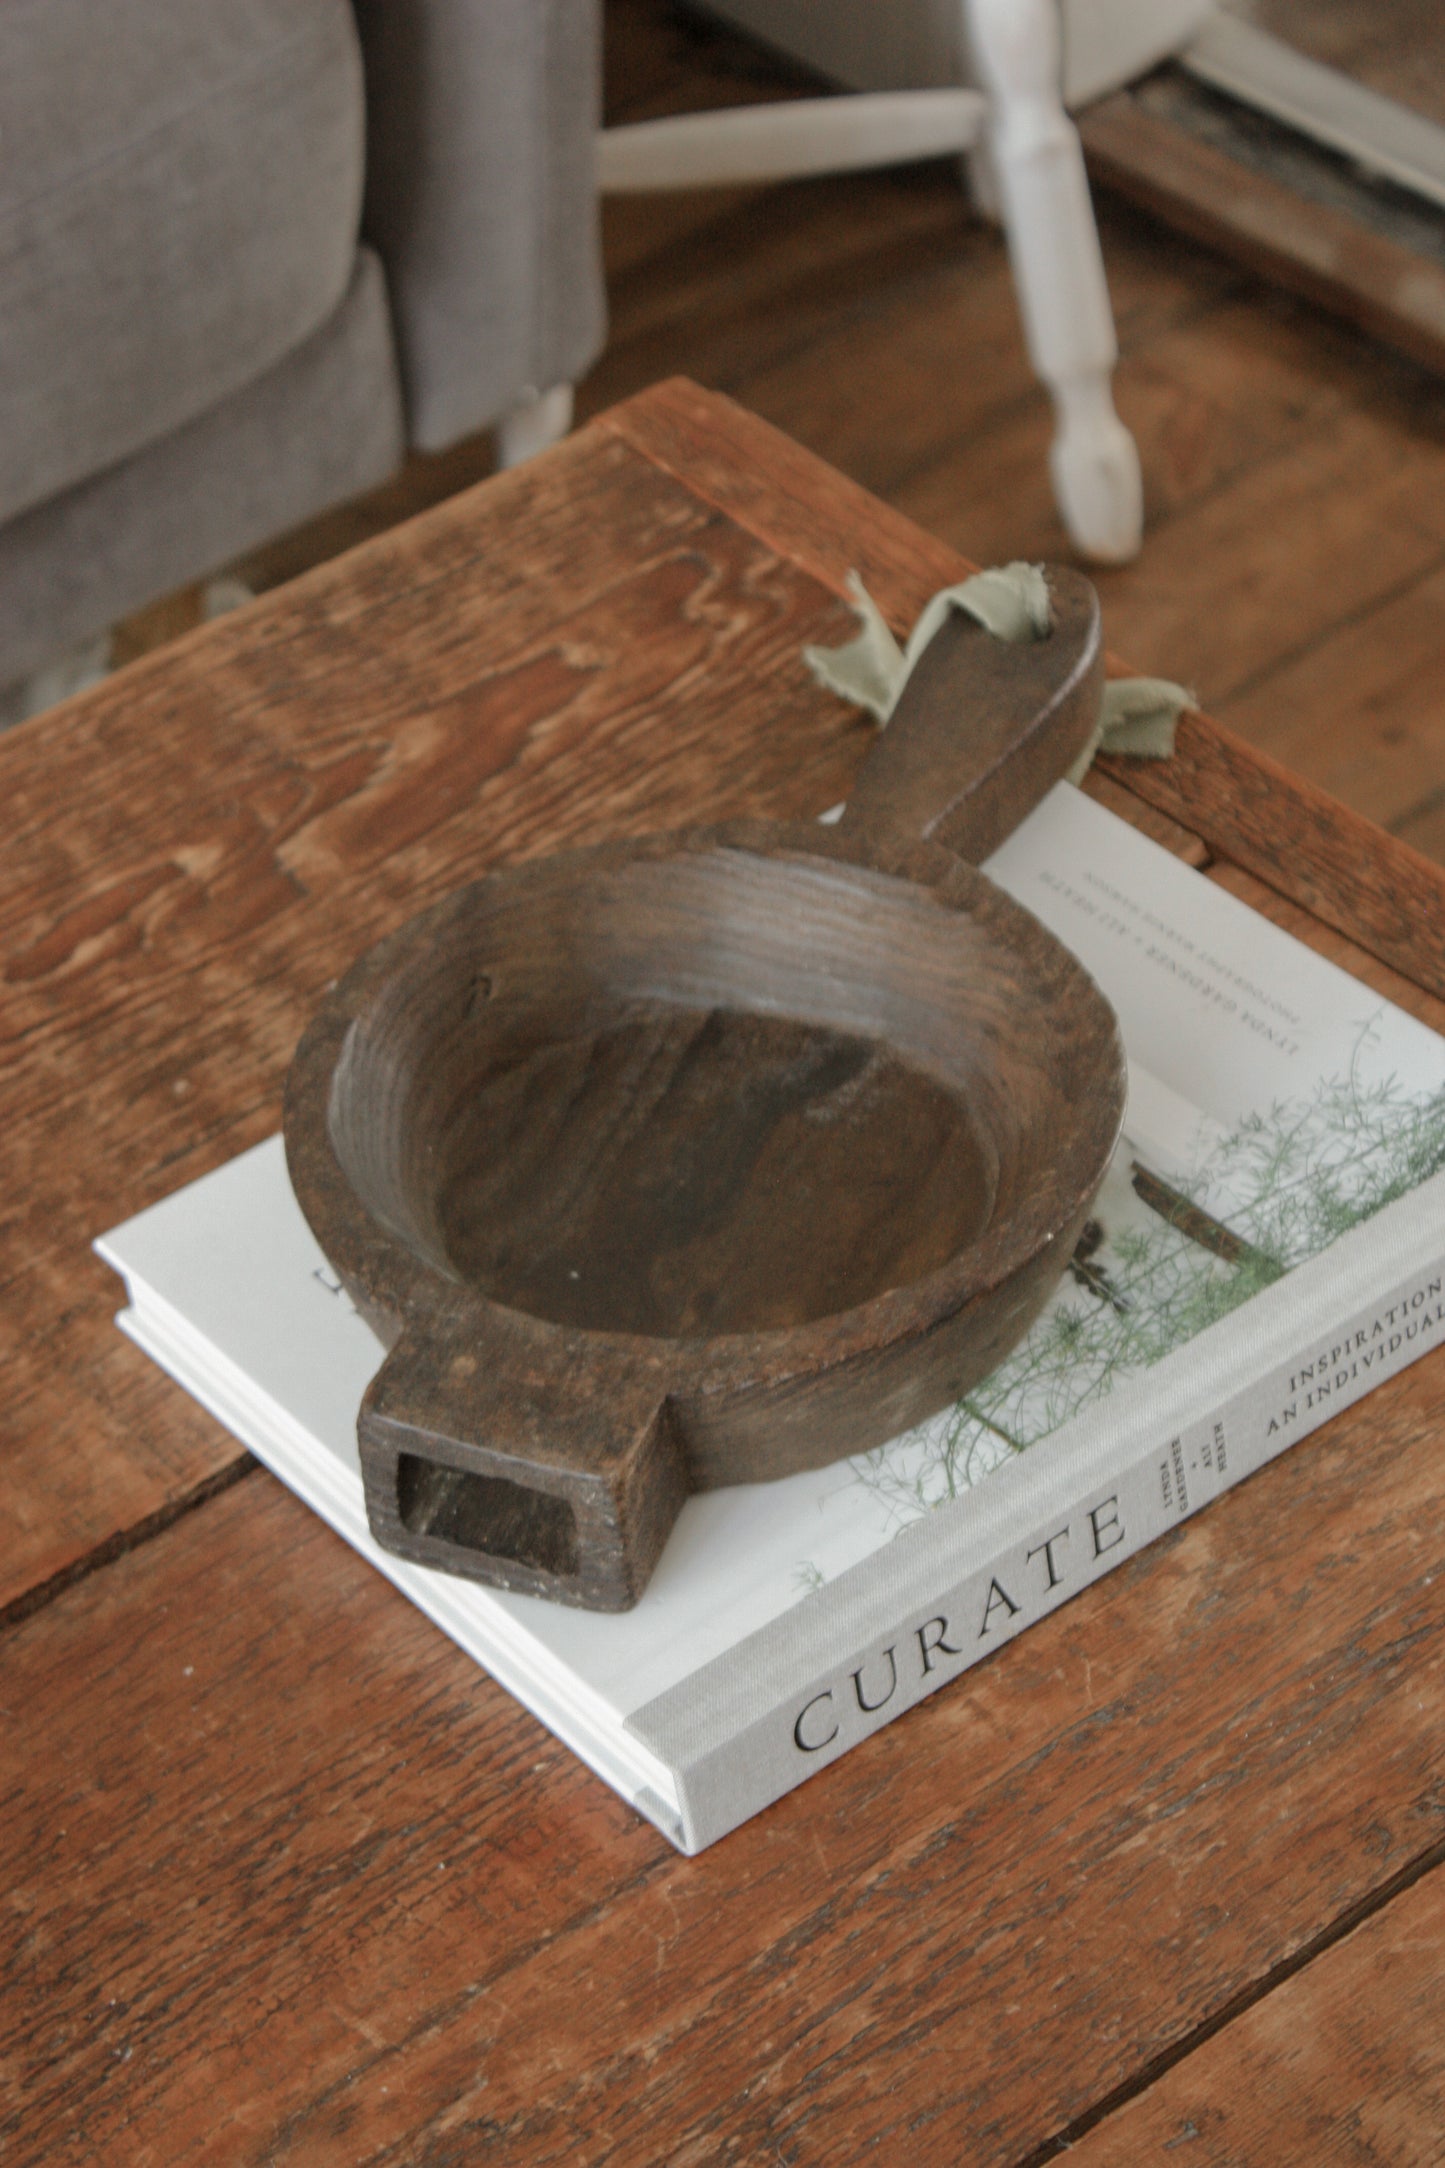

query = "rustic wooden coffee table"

[{"left": 3, "top": 381, "right": 1442, "bottom": 2163}]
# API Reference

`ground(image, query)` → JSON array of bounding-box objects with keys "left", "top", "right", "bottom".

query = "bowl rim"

[{"left": 284, "top": 817, "right": 1127, "bottom": 1388}]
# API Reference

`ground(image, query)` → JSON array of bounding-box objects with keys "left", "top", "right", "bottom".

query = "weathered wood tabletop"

[{"left": 3, "top": 380, "right": 1442, "bottom": 2164}]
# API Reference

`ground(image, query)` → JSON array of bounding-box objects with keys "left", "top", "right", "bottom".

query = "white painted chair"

[{"left": 593, "top": 0, "right": 1151, "bottom": 561}]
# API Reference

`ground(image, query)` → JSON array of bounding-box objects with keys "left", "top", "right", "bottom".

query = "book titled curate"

[{"left": 97, "top": 784, "right": 1445, "bottom": 1852}]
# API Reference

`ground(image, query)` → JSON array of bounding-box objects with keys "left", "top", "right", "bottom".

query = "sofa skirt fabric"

[
  {"left": 354, "top": 0, "right": 607, "bottom": 450},
  {"left": 0, "top": 250, "right": 403, "bottom": 689},
  {"left": 0, "top": 0, "right": 366, "bottom": 529}
]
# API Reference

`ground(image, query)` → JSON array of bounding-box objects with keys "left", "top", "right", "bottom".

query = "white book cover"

[{"left": 97, "top": 785, "right": 1445, "bottom": 1852}]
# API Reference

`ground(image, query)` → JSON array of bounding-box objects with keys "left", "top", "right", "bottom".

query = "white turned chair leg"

[
  {"left": 962, "top": 135, "right": 1001, "bottom": 221},
  {"left": 495, "top": 383, "right": 575, "bottom": 469},
  {"left": 964, "top": 0, "right": 1143, "bottom": 563}
]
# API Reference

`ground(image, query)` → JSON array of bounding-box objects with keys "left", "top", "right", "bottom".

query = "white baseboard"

[{"left": 1182, "top": 14, "right": 1445, "bottom": 214}]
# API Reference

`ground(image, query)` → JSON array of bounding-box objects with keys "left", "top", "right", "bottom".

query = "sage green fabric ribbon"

[{"left": 803, "top": 563, "right": 1192, "bottom": 785}]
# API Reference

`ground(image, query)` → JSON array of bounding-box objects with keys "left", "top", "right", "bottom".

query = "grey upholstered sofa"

[{"left": 0, "top": 0, "right": 605, "bottom": 693}]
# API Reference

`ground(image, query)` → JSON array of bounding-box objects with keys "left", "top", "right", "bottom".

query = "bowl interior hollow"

[{"left": 324, "top": 842, "right": 1120, "bottom": 1340}]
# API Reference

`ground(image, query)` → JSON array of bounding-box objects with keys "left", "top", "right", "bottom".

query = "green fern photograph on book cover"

[{"left": 835, "top": 1032, "right": 1445, "bottom": 1547}]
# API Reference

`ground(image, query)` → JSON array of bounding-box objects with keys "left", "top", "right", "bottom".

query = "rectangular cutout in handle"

[{"left": 396, "top": 1454, "right": 580, "bottom": 1578}]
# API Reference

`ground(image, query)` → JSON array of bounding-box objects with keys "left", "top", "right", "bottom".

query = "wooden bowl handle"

[
  {"left": 356, "top": 1318, "right": 688, "bottom": 1611},
  {"left": 836, "top": 564, "right": 1103, "bottom": 865}
]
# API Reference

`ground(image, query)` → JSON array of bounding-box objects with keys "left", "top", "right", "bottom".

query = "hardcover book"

[{"left": 96, "top": 784, "right": 1445, "bottom": 1852}]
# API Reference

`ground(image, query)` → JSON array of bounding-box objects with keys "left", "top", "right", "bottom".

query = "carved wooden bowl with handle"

[{"left": 284, "top": 568, "right": 1126, "bottom": 1610}]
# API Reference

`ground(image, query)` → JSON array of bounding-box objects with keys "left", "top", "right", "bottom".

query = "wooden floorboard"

[
  {"left": 1056, "top": 1863, "right": 1445, "bottom": 2165},
  {"left": 1221, "top": 558, "right": 1445, "bottom": 836}
]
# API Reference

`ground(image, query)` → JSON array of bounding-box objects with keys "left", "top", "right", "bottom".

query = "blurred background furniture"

[
  {"left": 0, "top": 0, "right": 604, "bottom": 704},
  {"left": 603, "top": 0, "right": 1195, "bottom": 564},
  {"left": 1082, "top": 3, "right": 1445, "bottom": 385},
  {"left": 700, "top": 0, "right": 1445, "bottom": 379},
  {"left": 1, "top": 0, "right": 1171, "bottom": 722},
  {"left": 694, "top": 0, "right": 1212, "bottom": 109},
  {"left": 11, "top": 0, "right": 1438, "bottom": 726}
]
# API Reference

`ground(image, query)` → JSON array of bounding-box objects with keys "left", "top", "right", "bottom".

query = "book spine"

[{"left": 671, "top": 1245, "right": 1445, "bottom": 1852}]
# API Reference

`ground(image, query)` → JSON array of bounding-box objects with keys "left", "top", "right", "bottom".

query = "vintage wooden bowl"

[{"left": 285, "top": 568, "right": 1125, "bottom": 1610}]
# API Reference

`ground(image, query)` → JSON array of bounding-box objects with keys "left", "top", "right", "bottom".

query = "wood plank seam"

[
  {"left": 259, "top": 1852, "right": 680, "bottom": 2156},
  {"left": 1400, "top": 775, "right": 1445, "bottom": 838},
  {"left": 0, "top": 1456, "right": 257, "bottom": 1636},
  {"left": 1205, "top": 543, "right": 1445, "bottom": 723},
  {"left": 1011, "top": 1836, "right": 1445, "bottom": 2168}
]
